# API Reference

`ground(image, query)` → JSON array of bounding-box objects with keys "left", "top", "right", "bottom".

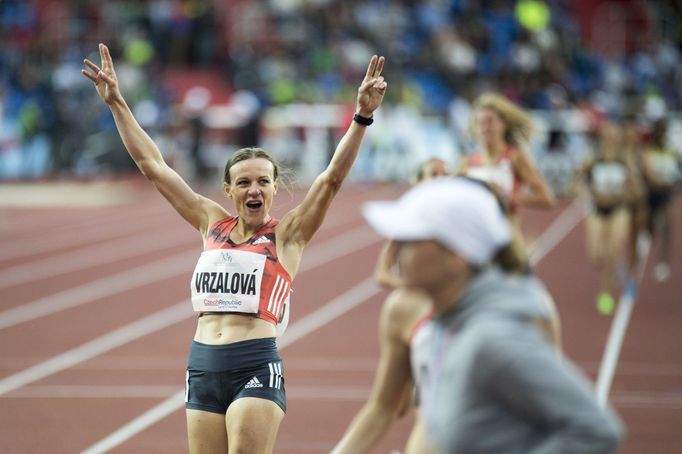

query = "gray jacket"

[{"left": 419, "top": 267, "right": 624, "bottom": 454}]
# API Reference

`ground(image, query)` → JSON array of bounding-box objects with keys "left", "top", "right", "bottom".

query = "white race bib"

[
  {"left": 592, "top": 162, "right": 627, "bottom": 195},
  {"left": 191, "top": 249, "right": 266, "bottom": 313}
]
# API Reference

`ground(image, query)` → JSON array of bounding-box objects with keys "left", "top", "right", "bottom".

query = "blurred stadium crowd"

[{"left": 1, "top": 0, "right": 681, "bottom": 190}]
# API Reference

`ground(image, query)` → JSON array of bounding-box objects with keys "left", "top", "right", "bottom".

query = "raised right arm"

[{"left": 82, "top": 44, "right": 227, "bottom": 235}]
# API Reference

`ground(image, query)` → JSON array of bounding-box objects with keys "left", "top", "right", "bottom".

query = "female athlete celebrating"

[{"left": 82, "top": 43, "right": 386, "bottom": 453}]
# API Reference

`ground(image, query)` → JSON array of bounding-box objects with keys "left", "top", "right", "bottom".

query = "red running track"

[{"left": 0, "top": 179, "right": 680, "bottom": 453}]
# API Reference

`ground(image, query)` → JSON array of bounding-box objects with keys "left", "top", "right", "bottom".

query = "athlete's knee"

[
  {"left": 228, "top": 427, "right": 277, "bottom": 454},
  {"left": 226, "top": 400, "right": 283, "bottom": 454}
]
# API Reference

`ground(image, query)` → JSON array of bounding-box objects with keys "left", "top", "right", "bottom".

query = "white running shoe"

[{"left": 653, "top": 262, "right": 671, "bottom": 283}]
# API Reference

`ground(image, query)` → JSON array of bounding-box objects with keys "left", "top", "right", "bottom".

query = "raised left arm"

[{"left": 279, "top": 56, "right": 387, "bottom": 253}]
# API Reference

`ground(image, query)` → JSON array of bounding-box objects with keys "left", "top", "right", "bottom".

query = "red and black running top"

[{"left": 191, "top": 216, "right": 292, "bottom": 327}]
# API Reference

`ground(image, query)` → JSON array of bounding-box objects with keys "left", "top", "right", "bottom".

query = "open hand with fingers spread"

[
  {"left": 81, "top": 43, "right": 122, "bottom": 105},
  {"left": 356, "top": 55, "right": 387, "bottom": 118}
]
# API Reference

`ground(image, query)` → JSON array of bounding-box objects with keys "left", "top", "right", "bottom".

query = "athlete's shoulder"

[
  {"left": 262, "top": 217, "right": 280, "bottom": 232},
  {"left": 210, "top": 215, "right": 237, "bottom": 229},
  {"left": 205, "top": 215, "right": 236, "bottom": 240},
  {"left": 381, "top": 287, "right": 432, "bottom": 338}
]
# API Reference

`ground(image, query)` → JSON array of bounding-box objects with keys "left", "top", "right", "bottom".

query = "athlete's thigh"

[
  {"left": 186, "top": 409, "right": 228, "bottom": 454},
  {"left": 585, "top": 215, "right": 605, "bottom": 261},
  {"left": 607, "top": 209, "right": 630, "bottom": 257},
  {"left": 225, "top": 397, "right": 284, "bottom": 454}
]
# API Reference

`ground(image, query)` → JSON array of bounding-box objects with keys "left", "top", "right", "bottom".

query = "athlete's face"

[
  {"left": 225, "top": 158, "right": 278, "bottom": 225},
  {"left": 396, "top": 240, "right": 466, "bottom": 291},
  {"left": 473, "top": 108, "right": 505, "bottom": 146}
]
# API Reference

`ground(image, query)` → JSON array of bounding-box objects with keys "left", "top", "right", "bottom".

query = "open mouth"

[{"left": 246, "top": 200, "right": 263, "bottom": 211}]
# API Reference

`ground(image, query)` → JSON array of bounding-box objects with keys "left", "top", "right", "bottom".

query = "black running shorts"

[{"left": 185, "top": 337, "right": 286, "bottom": 414}]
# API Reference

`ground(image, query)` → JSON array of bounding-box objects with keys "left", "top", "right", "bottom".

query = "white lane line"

[
  {"left": 0, "top": 225, "right": 381, "bottom": 395},
  {"left": 78, "top": 199, "right": 582, "bottom": 454},
  {"left": 278, "top": 278, "right": 380, "bottom": 347},
  {"left": 298, "top": 226, "right": 379, "bottom": 271},
  {"left": 529, "top": 199, "right": 585, "bottom": 266},
  {"left": 0, "top": 206, "right": 171, "bottom": 261},
  {"left": 596, "top": 233, "right": 652, "bottom": 406},
  {"left": 10, "top": 385, "right": 682, "bottom": 410},
  {"left": 6, "top": 385, "right": 182, "bottom": 398},
  {"left": 0, "top": 183, "right": 383, "bottom": 261},
  {"left": 581, "top": 361, "right": 682, "bottom": 377},
  {"left": 7, "top": 384, "right": 373, "bottom": 401},
  {"left": 83, "top": 389, "right": 187, "bottom": 454},
  {"left": 0, "top": 302, "right": 189, "bottom": 396},
  {"left": 0, "top": 201, "right": 163, "bottom": 242},
  {"left": 0, "top": 224, "right": 380, "bottom": 331},
  {"left": 0, "top": 228, "right": 194, "bottom": 289},
  {"left": 611, "top": 391, "right": 682, "bottom": 409},
  {"left": 7, "top": 355, "right": 681, "bottom": 376},
  {"left": 0, "top": 250, "right": 197, "bottom": 330},
  {"left": 78, "top": 277, "right": 383, "bottom": 454}
]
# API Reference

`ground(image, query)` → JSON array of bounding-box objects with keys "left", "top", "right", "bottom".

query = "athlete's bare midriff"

[{"left": 194, "top": 313, "right": 276, "bottom": 345}]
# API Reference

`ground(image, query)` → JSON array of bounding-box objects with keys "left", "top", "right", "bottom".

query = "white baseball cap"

[{"left": 363, "top": 177, "right": 512, "bottom": 266}]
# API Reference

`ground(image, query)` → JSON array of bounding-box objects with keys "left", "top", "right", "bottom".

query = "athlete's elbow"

[
  {"left": 320, "top": 171, "right": 345, "bottom": 195},
  {"left": 137, "top": 159, "right": 164, "bottom": 181}
]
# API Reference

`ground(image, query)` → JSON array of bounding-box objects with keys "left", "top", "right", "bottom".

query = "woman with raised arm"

[{"left": 82, "top": 43, "right": 386, "bottom": 454}]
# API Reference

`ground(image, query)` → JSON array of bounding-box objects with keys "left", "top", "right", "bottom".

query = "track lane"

[{"left": 0, "top": 183, "right": 680, "bottom": 453}]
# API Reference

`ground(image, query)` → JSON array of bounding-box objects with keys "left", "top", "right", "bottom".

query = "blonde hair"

[{"left": 472, "top": 93, "right": 536, "bottom": 147}]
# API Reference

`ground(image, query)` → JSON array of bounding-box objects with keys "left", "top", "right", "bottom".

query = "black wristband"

[{"left": 353, "top": 113, "right": 374, "bottom": 126}]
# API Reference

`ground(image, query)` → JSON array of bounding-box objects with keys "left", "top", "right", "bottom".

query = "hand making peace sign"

[
  {"left": 356, "top": 55, "right": 387, "bottom": 118},
  {"left": 81, "top": 43, "right": 122, "bottom": 106}
]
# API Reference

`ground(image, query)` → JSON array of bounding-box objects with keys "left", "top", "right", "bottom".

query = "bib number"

[{"left": 191, "top": 250, "right": 266, "bottom": 313}]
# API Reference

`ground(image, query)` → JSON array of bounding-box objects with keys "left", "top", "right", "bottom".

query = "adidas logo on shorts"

[{"left": 244, "top": 376, "right": 263, "bottom": 389}]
